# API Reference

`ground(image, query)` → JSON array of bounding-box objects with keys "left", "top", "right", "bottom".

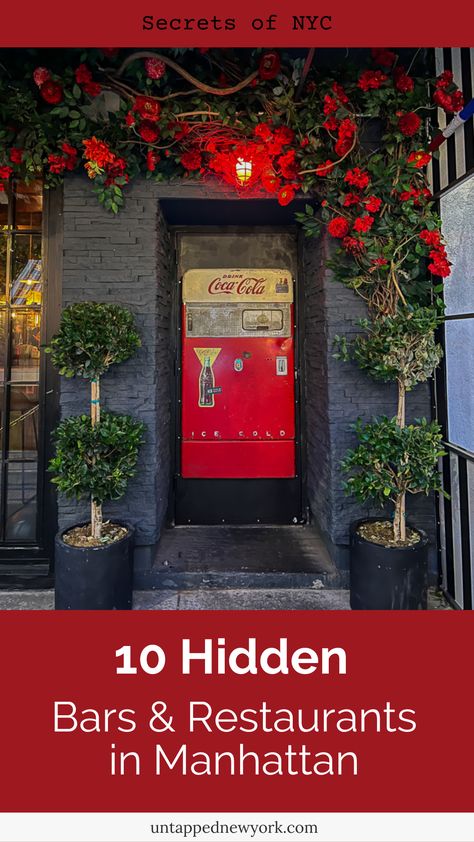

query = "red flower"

[
  {"left": 48, "top": 142, "right": 78, "bottom": 174},
  {"left": 371, "top": 48, "right": 397, "bottom": 68},
  {"left": 315, "top": 160, "right": 335, "bottom": 176},
  {"left": 323, "top": 95, "right": 338, "bottom": 115},
  {"left": 433, "top": 88, "right": 463, "bottom": 113},
  {"left": 259, "top": 51, "right": 281, "bottom": 81},
  {"left": 9, "top": 148, "right": 24, "bottom": 164},
  {"left": 450, "top": 90, "right": 464, "bottom": 112},
  {"left": 75, "top": 64, "right": 92, "bottom": 85},
  {"left": 254, "top": 123, "right": 273, "bottom": 141},
  {"left": 261, "top": 170, "right": 281, "bottom": 193},
  {"left": 40, "top": 80, "right": 63, "bottom": 104},
  {"left": 104, "top": 157, "right": 127, "bottom": 186},
  {"left": 335, "top": 137, "right": 353, "bottom": 156},
  {"left": 338, "top": 118, "right": 356, "bottom": 139},
  {"left": 61, "top": 143, "right": 78, "bottom": 170},
  {"left": 393, "top": 67, "right": 414, "bottom": 93},
  {"left": 33, "top": 67, "right": 50, "bottom": 87},
  {"left": 300, "top": 137, "right": 310, "bottom": 148},
  {"left": 419, "top": 229, "right": 441, "bottom": 247},
  {"left": 372, "top": 258, "right": 388, "bottom": 266},
  {"left": 278, "top": 149, "right": 298, "bottom": 179},
  {"left": 145, "top": 58, "right": 166, "bottom": 79},
  {"left": 344, "top": 167, "right": 370, "bottom": 190},
  {"left": 399, "top": 188, "right": 417, "bottom": 202},
  {"left": 83, "top": 137, "right": 115, "bottom": 168},
  {"left": 358, "top": 69, "right": 387, "bottom": 91},
  {"left": 328, "top": 217, "right": 350, "bottom": 238},
  {"left": 0, "top": 165, "right": 13, "bottom": 180},
  {"left": 433, "top": 89, "right": 452, "bottom": 112},
  {"left": 425, "top": 239, "right": 451, "bottom": 277},
  {"left": 419, "top": 187, "right": 432, "bottom": 202},
  {"left": 146, "top": 149, "right": 159, "bottom": 172},
  {"left": 138, "top": 121, "right": 159, "bottom": 143},
  {"left": 274, "top": 126, "right": 295, "bottom": 147},
  {"left": 171, "top": 121, "right": 191, "bottom": 141},
  {"left": 277, "top": 185, "right": 296, "bottom": 206},
  {"left": 332, "top": 82, "right": 349, "bottom": 104},
  {"left": 335, "top": 117, "right": 356, "bottom": 155},
  {"left": 428, "top": 256, "right": 451, "bottom": 277},
  {"left": 181, "top": 150, "right": 202, "bottom": 170},
  {"left": 48, "top": 154, "right": 67, "bottom": 174},
  {"left": 353, "top": 214, "right": 374, "bottom": 233},
  {"left": 398, "top": 112, "right": 421, "bottom": 137},
  {"left": 436, "top": 70, "right": 453, "bottom": 89},
  {"left": 133, "top": 96, "right": 161, "bottom": 122},
  {"left": 407, "top": 150, "right": 431, "bottom": 168},
  {"left": 342, "top": 236, "right": 365, "bottom": 255},
  {"left": 323, "top": 116, "right": 339, "bottom": 132},
  {"left": 83, "top": 81, "right": 102, "bottom": 98},
  {"left": 364, "top": 195, "right": 382, "bottom": 213},
  {"left": 125, "top": 111, "right": 136, "bottom": 127},
  {"left": 343, "top": 192, "right": 361, "bottom": 206}
]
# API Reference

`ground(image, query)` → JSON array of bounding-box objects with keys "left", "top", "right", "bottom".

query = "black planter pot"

[
  {"left": 55, "top": 523, "right": 135, "bottom": 610},
  {"left": 350, "top": 518, "right": 428, "bottom": 610}
]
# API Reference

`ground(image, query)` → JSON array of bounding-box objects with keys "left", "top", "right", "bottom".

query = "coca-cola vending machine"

[{"left": 181, "top": 268, "right": 295, "bottom": 481}]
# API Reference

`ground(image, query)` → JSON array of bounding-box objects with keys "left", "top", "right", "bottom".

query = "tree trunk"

[
  {"left": 91, "top": 378, "right": 102, "bottom": 541},
  {"left": 394, "top": 378, "right": 406, "bottom": 543},
  {"left": 393, "top": 492, "right": 406, "bottom": 543},
  {"left": 396, "top": 379, "right": 406, "bottom": 429}
]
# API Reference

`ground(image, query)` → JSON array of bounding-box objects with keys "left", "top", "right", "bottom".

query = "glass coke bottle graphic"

[{"left": 199, "top": 355, "right": 214, "bottom": 407}]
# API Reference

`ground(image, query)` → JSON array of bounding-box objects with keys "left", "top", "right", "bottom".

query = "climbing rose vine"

[
  {"left": 0, "top": 47, "right": 461, "bottom": 222},
  {"left": 0, "top": 47, "right": 460, "bottom": 544}
]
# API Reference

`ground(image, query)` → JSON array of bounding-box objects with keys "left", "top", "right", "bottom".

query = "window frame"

[{"left": 0, "top": 182, "right": 61, "bottom": 577}]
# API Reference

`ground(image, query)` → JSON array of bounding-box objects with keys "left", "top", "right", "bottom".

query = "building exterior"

[{"left": 0, "top": 47, "right": 472, "bottom": 606}]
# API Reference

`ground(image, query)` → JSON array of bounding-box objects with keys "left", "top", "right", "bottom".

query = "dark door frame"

[
  {"left": 0, "top": 186, "right": 62, "bottom": 588},
  {"left": 166, "top": 224, "right": 308, "bottom": 526}
]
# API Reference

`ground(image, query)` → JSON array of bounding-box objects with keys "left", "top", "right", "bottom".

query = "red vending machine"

[{"left": 181, "top": 268, "right": 295, "bottom": 479}]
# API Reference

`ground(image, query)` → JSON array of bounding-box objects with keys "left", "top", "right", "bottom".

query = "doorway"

[{"left": 173, "top": 229, "right": 304, "bottom": 525}]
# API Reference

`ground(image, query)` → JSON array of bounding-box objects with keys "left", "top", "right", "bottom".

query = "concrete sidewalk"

[{"left": 0, "top": 588, "right": 453, "bottom": 610}]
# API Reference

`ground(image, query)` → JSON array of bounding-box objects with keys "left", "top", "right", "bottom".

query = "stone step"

[
  {"left": 0, "top": 587, "right": 452, "bottom": 611},
  {"left": 136, "top": 524, "right": 346, "bottom": 590},
  {"left": 134, "top": 588, "right": 351, "bottom": 611},
  {"left": 134, "top": 568, "right": 348, "bottom": 591},
  {"left": 0, "top": 588, "right": 351, "bottom": 611}
]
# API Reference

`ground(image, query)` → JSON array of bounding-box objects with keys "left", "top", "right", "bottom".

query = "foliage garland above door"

[{"left": 0, "top": 47, "right": 464, "bottom": 544}]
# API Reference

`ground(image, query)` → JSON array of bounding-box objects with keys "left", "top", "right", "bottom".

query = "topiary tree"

[
  {"left": 335, "top": 305, "right": 445, "bottom": 541},
  {"left": 342, "top": 417, "right": 446, "bottom": 542},
  {"left": 46, "top": 302, "right": 143, "bottom": 541}
]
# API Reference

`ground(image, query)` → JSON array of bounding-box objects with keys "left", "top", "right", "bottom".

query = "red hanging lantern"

[
  {"left": 259, "top": 51, "right": 281, "bottom": 81},
  {"left": 235, "top": 157, "right": 253, "bottom": 184}
]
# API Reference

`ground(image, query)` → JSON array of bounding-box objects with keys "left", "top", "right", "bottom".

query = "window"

[
  {"left": 440, "top": 177, "right": 474, "bottom": 454},
  {"left": 0, "top": 181, "right": 43, "bottom": 543},
  {"left": 438, "top": 174, "right": 474, "bottom": 609}
]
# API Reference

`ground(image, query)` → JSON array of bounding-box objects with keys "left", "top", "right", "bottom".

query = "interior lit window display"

[{"left": 0, "top": 181, "right": 43, "bottom": 542}]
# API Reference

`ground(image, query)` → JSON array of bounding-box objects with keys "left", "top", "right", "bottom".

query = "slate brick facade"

[
  {"left": 302, "top": 234, "right": 437, "bottom": 568},
  {"left": 60, "top": 178, "right": 172, "bottom": 569}
]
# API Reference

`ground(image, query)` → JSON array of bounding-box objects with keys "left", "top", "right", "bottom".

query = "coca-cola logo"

[{"left": 208, "top": 277, "right": 266, "bottom": 296}]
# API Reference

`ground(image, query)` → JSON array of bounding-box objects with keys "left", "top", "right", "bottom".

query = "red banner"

[
  {"left": 1, "top": 610, "right": 473, "bottom": 813},
  {"left": 2, "top": 0, "right": 474, "bottom": 47}
]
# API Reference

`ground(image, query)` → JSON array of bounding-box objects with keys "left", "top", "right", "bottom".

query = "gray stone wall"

[
  {"left": 59, "top": 177, "right": 172, "bottom": 561},
  {"left": 303, "top": 233, "right": 437, "bottom": 568}
]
